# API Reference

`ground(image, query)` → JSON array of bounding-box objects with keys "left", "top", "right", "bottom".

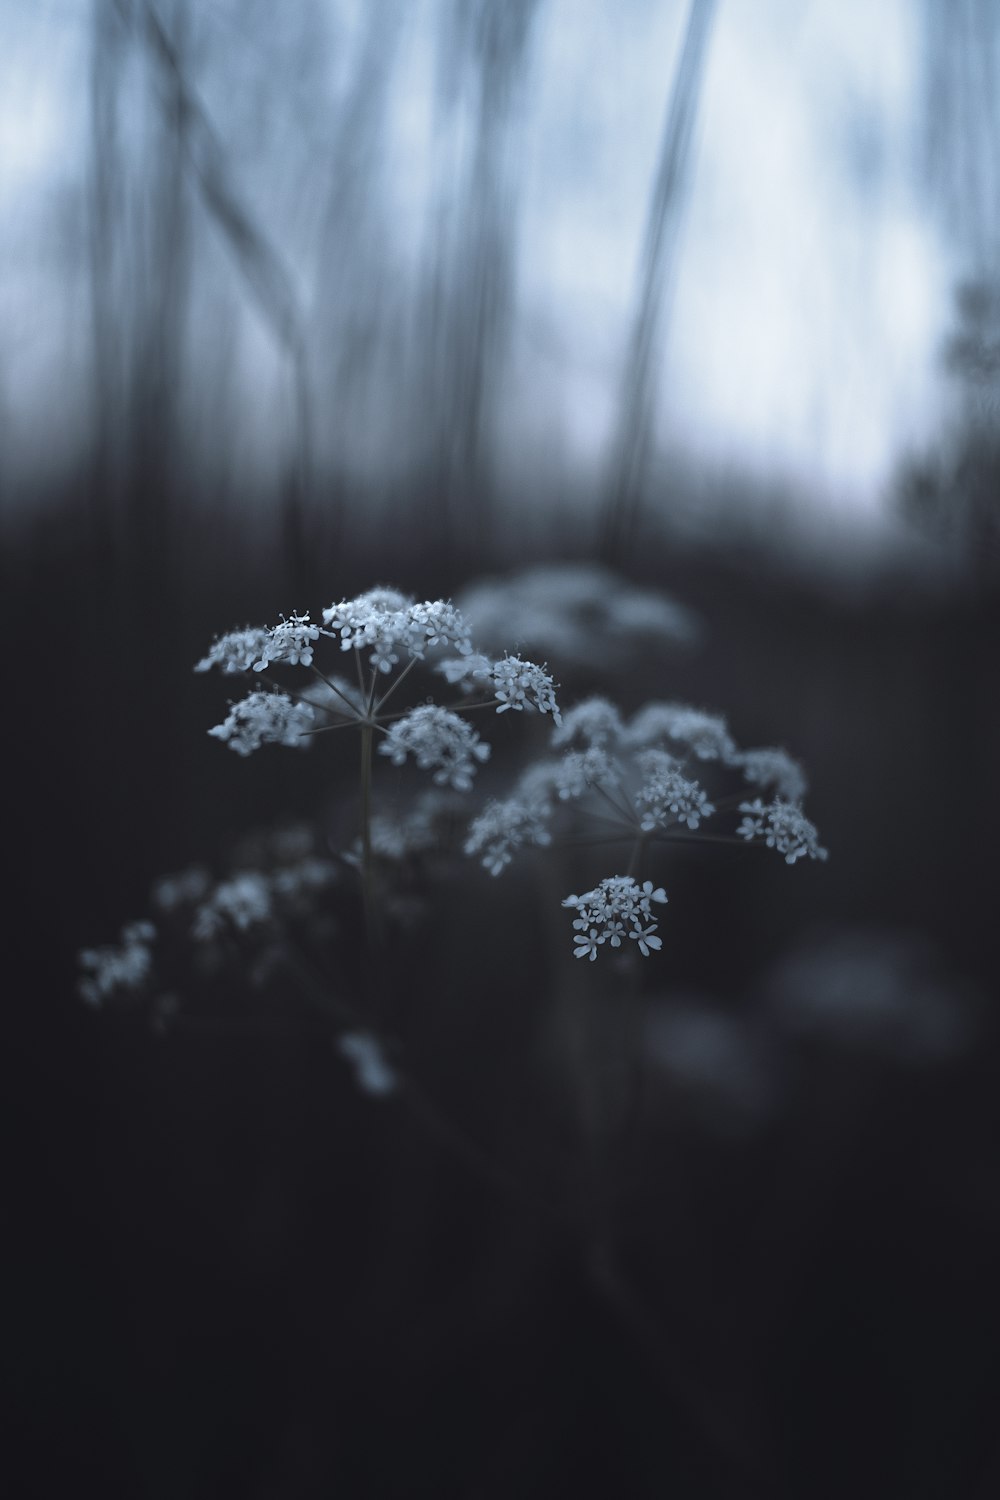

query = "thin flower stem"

[
  {"left": 650, "top": 829, "right": 749, "bottom": 847},
  {"left": 353, "top": 645, "right": 368, "bottom": 703},
  {"left": 594, "top": 781, "right": 640, "bottom": 829},
  {"left": 626, "top": 836, "right": 644, "bottom": 878},
  {"left": 253, "top": 670, "right": 337, "bottom": 718},
  {"left": 577, "top": 807, "right": 636, "bottom": 832},
  {"left": 308, "top": 664, "right": 363, "bottom": 718},
  {"left": 365, "top": 662, "right": 380, "bottom": 717},
  {"left": 373, "top": 655, "right": 418, "bottom": 715},
  {"left": 359, "top": 722, "right": 377, "bottom": 947},
  {"left": 299, "top": 718, "right": 389, "bottom": 738}
]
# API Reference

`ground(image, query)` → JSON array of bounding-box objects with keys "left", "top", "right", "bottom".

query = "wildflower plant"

[
  {"left": 464, "top": 694, "right": 827, "bottom": 962},
  {"left": 193, "top": 587, "right": 561, "bottom": 945}
]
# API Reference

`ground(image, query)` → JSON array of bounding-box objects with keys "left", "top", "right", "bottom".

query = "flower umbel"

[{"left": 562, "top": 877, "right": 668, "bottom": 960}]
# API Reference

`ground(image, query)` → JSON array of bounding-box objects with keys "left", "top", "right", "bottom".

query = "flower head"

[
  {"left": 252, "top": 612, "right": 320, "bottom": 671},
  {"left": 378, "top": 704, "right": 490, "bottom": 791},
  {"left": 322, "top": 590, "right": 472, "bottom": 674},
  {"left": 735, "top": 746, "right": 808, "bottom": 803},
  {"left": 195, "top": 627, "right": 270, "bottom": 675},
  {"left": 551, "top": 697, "right": 624, "bottom": 750},
  {"left": 465, "top": 791, "right": 554, "bottom": 875},
  {"left": 562, "top": 876, "right": 667, "bottom": 960},
  {"left": 634, "top": 748, "right": 715, "bottom": 831},
  {"left": 207, "top": 692, "right": 314, "bottom": 756},
  {"left": 625, "top": 702, "right": 737, "bottom": 763},
  {"left": 482, "top": 654, "right": 561, "bottom": 722},
  {"left": 737, "top": 798, "right": 828, "bottom": 864}
]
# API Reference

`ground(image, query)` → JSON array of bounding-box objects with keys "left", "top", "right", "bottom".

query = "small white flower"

[
  {"left": 634, "top": 748, "right": 715, "bottom": 831},
  {"left": 378, "top": 705, "right": 490, "bottom": 791},
  {"left": 737, "top": 798, "right": 828, "bottom": 864},
  {"left": 562, "top": 875, "right": 667, "bottom": 960},
  {"left": 482, "top": 655, "right": 561, "bottom": 723},
  {"left": 194, "top": 627, "right": 270, "bottom": 675},
  {"left": 629, "top": 924, "right": 663, "bottom": 957},
  {"left": 207, "top": 692, "right": 314, "bottom": 756},
  {"left": 252, "top": 612, "right": 320, "bottom": 671},
  {"left": 574, "top": 927, "right": 605, "bottom": 961}
]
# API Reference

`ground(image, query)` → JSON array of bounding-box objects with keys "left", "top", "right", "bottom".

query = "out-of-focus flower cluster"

[
  {"left": 78, "top": 921, "right": 156, "bottom": 1007},
  {"left": 456, "top": 562, "right": 701, "bottom": 677}
]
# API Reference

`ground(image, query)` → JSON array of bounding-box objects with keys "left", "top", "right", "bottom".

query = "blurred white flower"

[
  {"left": 763, "top": 930, "right": 976, "bottom": 1064},
  {"left": 338, "top": 1032, "right": 398, "bottom": 1097},
  {"left": 194, "top": 626, "right": 270, "bottom": 675},
  {"left": 464, "top": 793, "right": 553, "bottom": 875},
  {"left": 207, "top": 692, "right": 314, "bottom": 756},
  {"left": 192, "top": 873, "right": 273, "bottom": 940},
  {"left": 457, "top": 563, "right": 700, "bottom": 674},
  {"left": 551, "top": 697, "right": 625, "bottom": 750},
  {"left": 624, "top": 702, "right": 738, "bottom": 762},
  {"left": 554, "top": 746, "right": 618, "bottom": 801},
  {"left": 78, "top": 920, "right": 156, "bottom": 1007},
  {"left": 378, "top": 705, "right": 490, "bottom": 791},
  {"left": 150, "top": 866, "right": 211, "bottom": 911},
  {"left": 735, "top": 746, "right": 808, "bottom": 802}
]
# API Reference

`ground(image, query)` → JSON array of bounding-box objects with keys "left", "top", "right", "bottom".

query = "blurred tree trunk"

[
  {"left": 420, "top": 0, "right": 542, "bottom": 570},
  {"left": 599, "top": 0, "right": 719, "bottom": 567}
]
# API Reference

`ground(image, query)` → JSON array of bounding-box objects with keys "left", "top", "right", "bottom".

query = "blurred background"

[{"left": 7, "top": 1, "right": 1000, "bottom": 1495}]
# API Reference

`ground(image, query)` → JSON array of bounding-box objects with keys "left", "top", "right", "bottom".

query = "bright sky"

[{"left": 0, "top": 0, "right": 962, "bottom": 521}]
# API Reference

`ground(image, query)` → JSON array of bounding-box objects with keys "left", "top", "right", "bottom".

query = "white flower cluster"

[
  {"left": 252, "top": 612, "right": 320, "bottom": 671},
  {"left": 737, "top": 798, "right": 828, "bottom": 864},
  {"left": 624, "top": 703, "right": 737, "bottom": 762},
  {"left": 553, "top": 746, "right": 616, "bottom": 801},
  {"left": 563, "top": 877, "right": 668, "bottom": 960},
  {"left": 733, "top": 747, "right": 807, "bottom": 802},
  {"left": 207, "top": 691, "right": 314, "bottom": 756},
  {"left": 195, "top": 627, "right": 271, "bottom": 675},
  {"left": 364, "top": 790, "right": 464, "bottom": 861},
  {"left": 464, "top": 786, "right": 554, "bottom": 875},
  {"left": 192, "top": 872, "right": 273, "bottom": 940},
  {"left": 485, "top": 654, "right": 561, "bottom": 721},
  {"left": 78, "top": 921, "right": 156, "bottom": 1006},
  {"left": 634, "top": 749, "right": 715, "bottom": 832},
  {"left": 321, "top": 589, "right": 473, "bottom": 674},
  {"left": 378, "top": 704, "right": 490, "bottom": 791},
  {"left": 551, "top": 698, "right": 624, "bottom": 750},
  {"left": 434, "top": 651, "right": 561, "bottom": 722}
]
